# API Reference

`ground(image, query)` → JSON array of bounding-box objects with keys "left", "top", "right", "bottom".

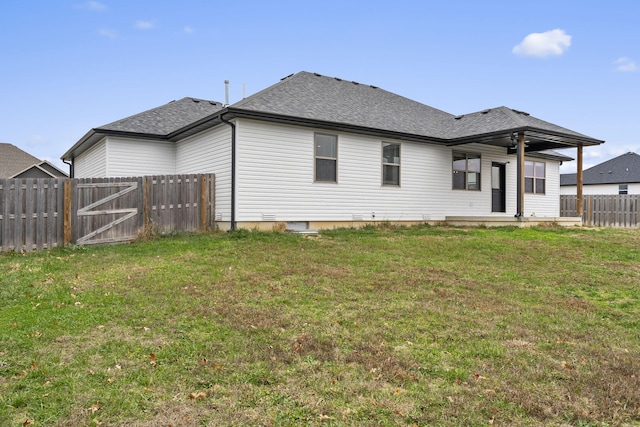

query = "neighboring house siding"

[
  {"left": 234, "top": 120, "right": 560, "bottom": 221},
  {"left": 39, "top": 162, "right": 67, "bottom": 177},
  {"left": 560, "top": 183, "right": 640, "bottom": 195},
  {"left": 105, "top": 137, "right": 175, "bottom": 177},
  {"left": 14, "top": 167, "right": 52, "bottom": 179},
  {"left": 176, "top": 125, "right": 231, "bottom": 222},
  {"left": 75, "top": 139, "right": 107, "bottom": 177}
]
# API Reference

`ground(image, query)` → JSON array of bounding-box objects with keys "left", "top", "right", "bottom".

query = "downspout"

[
  {"left": 219, "top": 113, "right": 236, "bottom": 231},
  {"left": 62, "top": 158, "right": 74, "bottom": 178}
]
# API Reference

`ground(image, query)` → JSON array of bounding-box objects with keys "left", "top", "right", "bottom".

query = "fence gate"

[{"left": 74, "top": 177, "right": 143, "bottom": 245}]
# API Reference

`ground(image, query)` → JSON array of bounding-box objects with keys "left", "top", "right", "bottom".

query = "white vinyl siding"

[
  {"left": 105, "top": 137, "right": 175, "bottom": 177},
  {"left": 176, "top": 125, "right": 231, "bottom": 222},
  {"left": 74, "top": 139, "right": 107, "bottom": 177},
  {"left": 524, "top": 159, "right": 560, "bottom": 216},
  {"left": 71, "top": 118, "right": 564, "bottom": 222},
  {"left": 233, "top": 120, "right": 563, "bottom": 221}
]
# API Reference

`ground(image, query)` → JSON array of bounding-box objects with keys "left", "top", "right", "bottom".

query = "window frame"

[
  {"left": 381, "top": 142, "right": 401, "bottom": 186},
  {"left": 452, "top": 151, "right": 481, "bottom": 191},
  {"left": 314, "top": 133, "right": 338, "bottom": 183},
  {"left": 524, "top": 160, "right": 546, "bottom": 194},
  {"left": 619, "top": 184, "right": 628, "bottom": 195}
]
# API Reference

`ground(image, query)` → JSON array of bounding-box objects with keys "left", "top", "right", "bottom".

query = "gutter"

[
  {"left": 446, "top": 127, "right": 604, "bottom": 147},
  {"left": 224, "top": 108, "right": 450, "bottom": 145},
  {"left": 62, "top": 158, "right": 74, "bottom": 178},
  {"left": 219, "top": 113, "right": 236, "bottom": 231}
]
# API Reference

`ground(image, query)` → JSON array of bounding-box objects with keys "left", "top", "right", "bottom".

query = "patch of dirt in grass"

[
  {"left": 42, "top": 325, "right": 171, "bottom": 365},
  {"left": 345, "top": 342, "right": 417, "bottom": 385},
  {"left": 129, "top": 401, "right": 217, "bottom": 427},
  {"left": 206, "top": 302, "right": 294, "bottom": 332},
  {"left": 290, "top": 333, "right": 339, "bottom": 362},
  {"left": 57, "top": 399, "right": 216, "bottom": 427}
]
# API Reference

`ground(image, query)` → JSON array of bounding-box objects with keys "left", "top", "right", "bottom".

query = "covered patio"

[{"left": 446, "top": 107, "right": 604, "bottom": 223}]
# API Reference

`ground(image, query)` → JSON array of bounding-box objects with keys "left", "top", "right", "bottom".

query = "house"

[
  {"left": 61, "top": 71, "right": 603, "bottom": 230},
  {"left": 0, "top": 142, "right": 68, "bottom": 178},
  {"left": 560, "top": 152, "right": 640, "bottom": 195}
]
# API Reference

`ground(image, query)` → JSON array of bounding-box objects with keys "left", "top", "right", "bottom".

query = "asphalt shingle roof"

[
  {"left": 560, "top": 152, "right": 640, "bottom": 186},
  {"left": 63, "top": 71, "right": 604, "bottom": 160},
  {"left": 231, "top": 72, "right": 455, "bottom": 140},
  {"left": 0, "top": 143, "right": 44, "bottom": 178},
  {"left": 99, "top": 97, "right": 224, "bottom": 136},
  {"left": 446, "top": 106, "right": 594, "bottom": 140}
]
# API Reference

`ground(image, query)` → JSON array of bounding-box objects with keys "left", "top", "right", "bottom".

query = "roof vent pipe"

[{"left": 224, "top": 80, "right": 230, "bottom": 106}]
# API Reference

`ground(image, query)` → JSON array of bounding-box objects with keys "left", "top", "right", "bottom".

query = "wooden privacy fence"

[
  {"left": 1, "top": 174, "right": 215, "bottom": 252},
  {"left": 560, "top": 194, "right": 640, "bottom": 228}
]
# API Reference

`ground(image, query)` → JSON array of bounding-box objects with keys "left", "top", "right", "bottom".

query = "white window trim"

[
  {"left": 524, "top": 160, "right": 546, "bottom": 195},
  {"left": 314, "top": 133, "right": 338, "bottom": 183},
  {"left": 452, "top": 151, "right": 481, "bottom": 191},
  {"left": 382, "top": 142, "right": 401, "bottom": 186}
]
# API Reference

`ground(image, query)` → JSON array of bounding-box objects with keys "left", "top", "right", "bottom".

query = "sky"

[{"left": 1, "top": 0, "right": 639, "bottom": 174}]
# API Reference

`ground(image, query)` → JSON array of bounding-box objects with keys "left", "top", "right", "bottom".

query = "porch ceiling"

[{"left": 447, "top": 129, "right": 602, "bottom": 153}]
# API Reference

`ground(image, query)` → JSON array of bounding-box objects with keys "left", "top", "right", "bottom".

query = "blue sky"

[{"left": 2, "top": 0, "right": 639, "bottom": 173}]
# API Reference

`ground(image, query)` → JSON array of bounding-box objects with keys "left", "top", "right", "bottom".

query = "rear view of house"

[{"left": 62, "top": 71, "right": 603, "bottom": 230}]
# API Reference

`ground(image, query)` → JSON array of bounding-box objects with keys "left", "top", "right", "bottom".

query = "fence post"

[
  {"left": 64, "top": 180, "right": 72, "bottom": 245},
  {"left": 144, "top": 176, "right": 150, "bottom": 228},
  {"left": 200, "top": 175, "right": 207, "bottom": 231}
]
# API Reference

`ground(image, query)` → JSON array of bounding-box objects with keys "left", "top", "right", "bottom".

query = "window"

[
  {"left": 524, "top": 161, "right": 545, "bottom": 194},
  {"left": 452, "top": 152, "right": 481, "bottom": 190},
  {"left": 315, "top": 133, "right": 337, "bottom": 182},
  {"left": 619, "top": 184, "right": 628, "bottom": 195},
  {"left": 382, "top": 143, "right": 400, "bottom": 186}
]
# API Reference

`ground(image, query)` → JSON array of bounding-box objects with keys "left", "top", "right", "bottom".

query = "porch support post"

[
  {"left": 515, "top": 132, "right": 525, "bottom": 217},
  {"left": 576, "top": 145, "right": 583, "bottom": 217}
]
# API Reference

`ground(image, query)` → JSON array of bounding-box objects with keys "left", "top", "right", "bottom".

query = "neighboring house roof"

[
  {"left": 11, "top": 161, "right": 69, "bottom": 179},
  {"left": 0, "top": 143, "right": 68, "bottom": 178},
  {"left": 560, "top": 152, "right": 640, "bottom": 186},
  {"left": 62, "top": 71, "right": 604, "bottom": 161},
  {"left": 1, "top": 142, "right": 41, "bottom": 177}
]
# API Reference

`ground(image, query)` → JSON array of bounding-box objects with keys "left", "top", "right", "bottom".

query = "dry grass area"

[{"left": 0, "top": 225, "right": 639, "bottom": 426}]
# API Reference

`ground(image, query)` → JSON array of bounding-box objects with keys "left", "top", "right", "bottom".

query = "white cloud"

[
  {"left": 183, "top": 26, "right": 194, "bottom": 34},
  {"left": 614, "top": 57, "right": 638, "bottom": 72},
  {"left": 98, "top": 28, "right": 117, "bottom": 39},
  {"left": 135, "top": 20, "right": 155, "bottom": 30},
  {"left": 79, "top": 1, "right": 107, "bottom": 11},
  {"left": 513, "top": 29, "right": 571, "bottom": 58}
]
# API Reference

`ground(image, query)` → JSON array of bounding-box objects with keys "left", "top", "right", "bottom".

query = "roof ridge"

[
  {"left": 584, "top": 151, "right": 640, "bottom": 172},
  {"left": 496, "top": 106, "right": 530, "bottom": 128},
  {"left": 97, "top": 97, "right": 221, "bottom": 131},
  {"left": 231, "top": 71, "right": 309, "bottom": 109},
  {"left": 232, "top": 71, "right": 455, "bottom": 120}
]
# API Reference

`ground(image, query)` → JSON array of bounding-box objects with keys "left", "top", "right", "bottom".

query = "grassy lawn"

[{"left": 1, "top": 225, "right": 639, "bottom": 426}]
